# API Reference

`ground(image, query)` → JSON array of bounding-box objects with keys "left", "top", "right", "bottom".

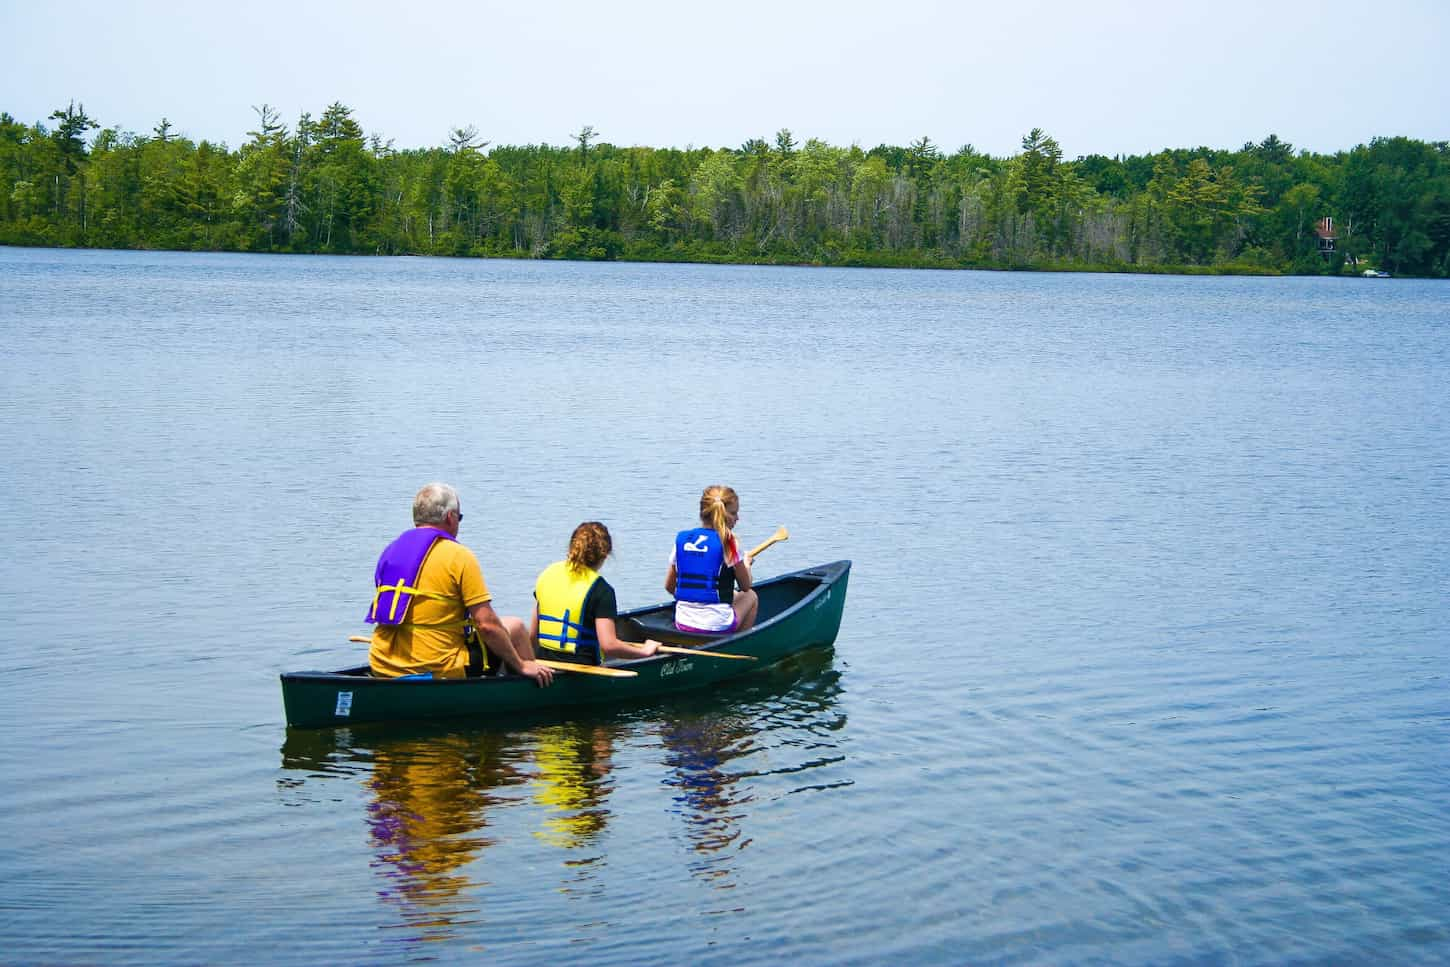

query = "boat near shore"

[{"left": 281, "top": 560, "right": 851, "bottom": 728}]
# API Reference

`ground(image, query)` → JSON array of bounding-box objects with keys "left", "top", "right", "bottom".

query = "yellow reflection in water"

[
  {"left": 283, "top": 726, "right": 528, "bottom": 944},
  {"left": 361, "top": 728, "right": 525, "bottom": 943},
  {"left": 531, "top": 722, "right": 619, "bottom": 853}
]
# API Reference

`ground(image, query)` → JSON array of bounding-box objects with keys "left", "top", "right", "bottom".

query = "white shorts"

[{"left": 673, "top": 600, "right": 736, "bottom": 633}]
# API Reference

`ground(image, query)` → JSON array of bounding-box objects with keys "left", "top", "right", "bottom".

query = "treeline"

[{"left": 4, "top": 101, "right": 1449, "bottom": 276}]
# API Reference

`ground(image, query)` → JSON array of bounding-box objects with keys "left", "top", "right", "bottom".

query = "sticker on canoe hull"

[{"left": 335, "top": 691, "right": 354, "bottom": 717}]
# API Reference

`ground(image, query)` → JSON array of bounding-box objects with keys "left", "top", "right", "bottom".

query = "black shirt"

[{"left": 580, "top": 576, "right": 618, "bottom": 628}]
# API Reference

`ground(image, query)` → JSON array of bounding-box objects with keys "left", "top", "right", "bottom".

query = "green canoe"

[{"left": 280, "top": 560, "right": 851, "bottom": 729}]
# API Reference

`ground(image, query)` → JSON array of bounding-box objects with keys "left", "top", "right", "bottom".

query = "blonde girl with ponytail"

[
  {"left": 665, "top": 486, "right": 760, "bottom": 633},
  {"left": 533, "top": 522, "right": 660, "bottom": 664}
]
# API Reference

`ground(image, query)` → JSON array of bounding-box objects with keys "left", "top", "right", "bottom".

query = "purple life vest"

[{"left": 366, "top": 527, "right": 455, "bottom": 625}]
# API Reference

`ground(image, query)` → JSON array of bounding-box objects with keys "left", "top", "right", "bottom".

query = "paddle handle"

[{"left": 746, "top": 526, "right": 789, "bottom": 562}]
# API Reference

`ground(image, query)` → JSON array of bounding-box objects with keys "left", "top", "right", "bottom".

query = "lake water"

[{"left": 1, "top": 246, "right": 1447, "bottom": 965}]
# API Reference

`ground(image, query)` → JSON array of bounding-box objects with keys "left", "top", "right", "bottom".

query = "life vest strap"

[
  {"left": 677, "top": 573, "right": 715, "bottom": 588},
  {"left": 538, "top": 608, "right": 597, "bottom": 649},
  {"left": 537, "top": 607, "right": 600, "bottom": 661},
  {"left": 368, "top": 581, "right": 457, "bottom": 623}
]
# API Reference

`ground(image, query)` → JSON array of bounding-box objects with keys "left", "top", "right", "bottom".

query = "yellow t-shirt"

[{"left": 369, "top": 537, "right": 492, "bottom": 679}]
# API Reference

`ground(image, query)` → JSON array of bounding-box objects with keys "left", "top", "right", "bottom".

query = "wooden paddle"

[
  {"left": 537, "top": 659, "right": 637, "bottom": 678},
  {"left": 348, "top": 636, "right": 638, "bottom": 678},
  {"left": 654, "top": 643, "right": 755, "bottom": 661},
  {"left": 747, "top": 526, "right": 789, "bottom": 562}
]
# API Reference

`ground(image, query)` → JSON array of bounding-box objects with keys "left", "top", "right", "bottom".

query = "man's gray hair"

[{"left": 412, "top": 482, "right": 460, "bottom": 525}]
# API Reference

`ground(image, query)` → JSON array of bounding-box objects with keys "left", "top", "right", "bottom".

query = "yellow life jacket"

[{"left": 534, "top": 560, "right": 602, "bottom": 664}]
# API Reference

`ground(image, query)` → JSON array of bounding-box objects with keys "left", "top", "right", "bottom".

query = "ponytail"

[
  {"left": 698, "top": 485, "right": 738, "bottom": 545},
  {"left": 566, "top": 521, "right": 612, "bottom": 572}
]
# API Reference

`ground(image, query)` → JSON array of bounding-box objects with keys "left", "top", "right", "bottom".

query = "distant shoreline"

[
  {"left": 3, "top": 239, "right": 1306, "bottom": 277},
  {"left": 4, "top": 106, "right": 1442, "bottom": 278}
]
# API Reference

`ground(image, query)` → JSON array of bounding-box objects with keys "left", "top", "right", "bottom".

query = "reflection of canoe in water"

[{"left": 281, "top": 560, "right": 851, "bottom": 729}]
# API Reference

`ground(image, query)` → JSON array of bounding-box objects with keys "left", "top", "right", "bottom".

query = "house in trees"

[{"left": 1314, "top": 216, "right": 1337, "bottom": 255}]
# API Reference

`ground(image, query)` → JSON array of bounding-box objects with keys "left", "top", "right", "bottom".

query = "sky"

[{"left": 3, "top": 0, "right": 1447, "bottom": 159}]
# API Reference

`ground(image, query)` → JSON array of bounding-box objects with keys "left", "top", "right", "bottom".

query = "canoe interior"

[{"left": 618, "top": 573, "right": 823, "bottom": 644}]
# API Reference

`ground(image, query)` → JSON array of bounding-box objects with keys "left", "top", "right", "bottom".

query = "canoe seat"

[{"left": 620, "top": 614, "right": 721, "bottom": 645}]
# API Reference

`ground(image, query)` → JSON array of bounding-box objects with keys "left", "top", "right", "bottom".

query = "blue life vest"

[{"left": 674, "top": 527, "right": 731, "bottom": 604}]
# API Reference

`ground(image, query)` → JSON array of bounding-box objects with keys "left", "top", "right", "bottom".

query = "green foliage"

[{"left": 3, "top": 103, "right": 1449, "bottom": 276}]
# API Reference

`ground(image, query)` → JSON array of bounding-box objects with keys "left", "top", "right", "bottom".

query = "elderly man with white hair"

[{"left": 366, "top": 482, "right": 553, "bottom": 686}]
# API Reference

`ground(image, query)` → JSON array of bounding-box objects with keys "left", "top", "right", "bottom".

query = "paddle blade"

[{"left": 747, "top": 526, "right": 789, "bottom": 561}]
